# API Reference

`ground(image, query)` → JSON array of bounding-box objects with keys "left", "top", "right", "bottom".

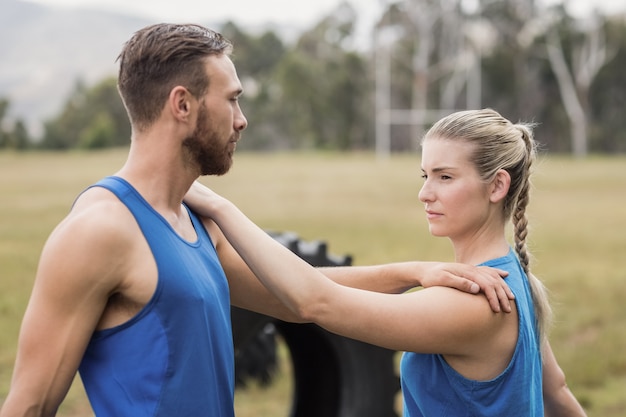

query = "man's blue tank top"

[
  {"left": 400, "top": 249, "right": 542, "bottom": 416},
  {"left": 77, "top": 176, "right": 235, "bottom": 417}
]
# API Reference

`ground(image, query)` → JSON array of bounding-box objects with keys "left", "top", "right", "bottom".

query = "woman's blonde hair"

[{"left": 423, "top": 108, "right": 552, "bottom": 342}]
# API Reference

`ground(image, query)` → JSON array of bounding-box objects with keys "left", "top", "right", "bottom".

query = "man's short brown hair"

[{"left": 117, "top": 23, "right": 233, "bottom": 131}]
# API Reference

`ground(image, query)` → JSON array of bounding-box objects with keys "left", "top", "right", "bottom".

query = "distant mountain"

[{"left": 0, "top": 0, "right": 222, "bottom": 137}]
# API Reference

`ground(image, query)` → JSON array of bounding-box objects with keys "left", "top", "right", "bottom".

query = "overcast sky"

[
  {"left": 27, "top": 0, "right": 382, "bottom": 26},
  {"left": 25, "top": 0, "right": 626, "bottom": 50},
  {"left": 26, "top": 0, "right": 385, "bottom": 50},
  {"left": 28, "top": 0, "right": 624, "bottom": 25}
]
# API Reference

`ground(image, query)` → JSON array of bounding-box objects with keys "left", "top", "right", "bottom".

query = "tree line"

[{"left": 1, "top": 0, "right": 625, "bottom": 155}]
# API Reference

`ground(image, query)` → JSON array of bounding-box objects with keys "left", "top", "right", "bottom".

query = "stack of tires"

[{"left": 232, "top": 232, "right": 399, "bottom": 417}]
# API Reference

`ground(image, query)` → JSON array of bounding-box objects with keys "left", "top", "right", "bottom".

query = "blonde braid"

[
  {"left": 513, "top": 124, "right": 552, "bottom": 343},
  {"left": 512, "top": 125, "right": 533, "bottom": 275}
]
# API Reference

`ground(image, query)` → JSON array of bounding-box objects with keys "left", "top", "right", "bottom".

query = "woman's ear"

[{"left": 489, "top": 169, "right": 511, "bottom": 203}]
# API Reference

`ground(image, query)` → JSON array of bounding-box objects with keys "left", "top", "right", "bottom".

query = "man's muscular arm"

[{"left": 0, "top": 193, "right": 131, "bottom": 416}]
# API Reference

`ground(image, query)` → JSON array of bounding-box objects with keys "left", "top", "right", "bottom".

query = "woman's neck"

[{"left": 451, "top": 232, "right": 510, "bottom": 266}]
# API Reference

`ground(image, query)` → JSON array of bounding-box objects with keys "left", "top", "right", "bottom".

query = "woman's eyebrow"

[{"left": 425, "top": 166, "right": 456, "bottom": 173}]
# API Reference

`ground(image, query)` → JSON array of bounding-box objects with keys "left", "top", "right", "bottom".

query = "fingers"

[
  {"left": 423, "top": 263, "right": 514, "bottom": 314},
  {"left": 467, "top": 276, "right": 508, "bottom": 313},
  {"left": 496, "top": 268, "right": 510, "bottom": 278},
  {"left": 473, "top": 267, "right": 514, "bottom": 313},
  {"left": 495, "top": 284, "right": 512, "bottom": 313},
  {"left": 454, "top": 275, "right": 480, "bottom": 294},
  {"left": 485, "top": 285, "right": 503, "bottom": 313},
  {"left": 495, "top": 268, "right": 515, "bottom": 300},
  {"left": 443, "top": 273, "right": 479, "bottom": 294}
]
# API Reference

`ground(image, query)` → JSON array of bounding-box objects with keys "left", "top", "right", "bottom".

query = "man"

[{"left": 0, "top": 23, "right": 511, "bottom": 416}]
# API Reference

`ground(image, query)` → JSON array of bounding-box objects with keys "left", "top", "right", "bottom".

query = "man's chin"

[{"left": 201, "top": 159, "right": 233, "bottom": 176}]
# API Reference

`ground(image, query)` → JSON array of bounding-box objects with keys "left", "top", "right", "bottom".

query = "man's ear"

[
  {"left": 168, "top": 86, "right": 193, "bottom": 122},
  {"left": 490, "top": 169, "right": 511, "bottom": 203}
]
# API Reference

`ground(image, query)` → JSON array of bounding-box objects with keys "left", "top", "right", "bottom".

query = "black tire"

[
  {"left": 275, "top": 322, "right": 398, "bottom": 417},
  {"left": 232, "top": 232, "right": 399, "bottom": 417}
]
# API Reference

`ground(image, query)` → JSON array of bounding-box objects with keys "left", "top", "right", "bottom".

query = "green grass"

[{"left": 0, "top": 149, "right": 624, "bottom": 415}]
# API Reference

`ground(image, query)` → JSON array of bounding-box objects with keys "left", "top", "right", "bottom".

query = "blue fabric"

[
  {"left": 400, "top": 249, "right": 543, "bottom": 416},
  {"left": 78, "top": 176, "right": 235, "bottom": 417}
]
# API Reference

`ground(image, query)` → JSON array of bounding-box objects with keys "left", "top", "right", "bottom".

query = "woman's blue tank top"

[{"left": 400, "top": 249, "right": 543, "bottom": 416}]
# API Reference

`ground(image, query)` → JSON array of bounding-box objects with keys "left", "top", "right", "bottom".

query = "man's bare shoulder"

[
  {"left": 10, "top": 184, "right": 152, "bottom": 341},
  {"left": 61, "top": 186, "right": 137, "bottom": 239},
  {"left": 38, "top": 186, "right": 141, "bottom": 290}
]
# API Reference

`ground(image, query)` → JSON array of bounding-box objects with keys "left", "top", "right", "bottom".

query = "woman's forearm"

[
  {"left": 208, "top": 194, "right": 335, "bottom": 319},
  {"left": 542, "top": 342, "right": 587, "bottom": 417}
]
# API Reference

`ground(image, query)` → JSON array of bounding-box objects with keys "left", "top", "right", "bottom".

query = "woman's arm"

[
  {"left": 185, "top": 181, "right": 513, "bottom": 312},
  {"left": 185, "top": 182, "right": 510, "bottom": 354},
  {"left": 320, "top": 262, "right": 512, "bottom": 312},
  {"left": 542, "top": 341, "right": 587, "bottom": 417}
]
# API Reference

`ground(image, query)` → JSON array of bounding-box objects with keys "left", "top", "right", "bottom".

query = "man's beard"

[{"left": 183, "top": 105, "right": 236, "bottom": 176}]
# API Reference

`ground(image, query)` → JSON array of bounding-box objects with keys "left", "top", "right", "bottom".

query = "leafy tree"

[
  {"left": 276, "top": 3, "right": 371, "bottom": 150},
  {"left": 221, "top": 8, "right": 371, "bottom": 151},
  {"left": 0, "top": 98, "right": 9, "bottom": 148},
  {"left": 589, "top": 16, "right": 626, "bottom": 153},
  {"left": 40, "top": 77, "right": 129, "bottom": 150},
  {"left": 221, "top": 22, "right": 286, "bottom": 77},
  {"left": 220, "top": 22, "right": 294, "bottom": 150},
  {"left": 0, "top": 97, "right": 32, "bottom": 150},
  {"left": 479, "top": 0, "right": 545, "bottom": 121},
  {"left": 77, "top": 112, "right": 116, "bottom": 149},
  {"left": 11, "top": 119, "right": 30, "bottom": 150}
]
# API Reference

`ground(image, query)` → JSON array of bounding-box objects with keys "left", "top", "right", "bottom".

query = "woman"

[{"left": 186, "top": 108, "right": 585, "bottom": 416}]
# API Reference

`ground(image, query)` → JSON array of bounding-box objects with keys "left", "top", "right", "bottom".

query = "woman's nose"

[{"left": 418, "top": 182, "right": 431, "bottom": 203}]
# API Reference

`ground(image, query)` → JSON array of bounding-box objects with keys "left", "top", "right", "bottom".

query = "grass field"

[{"left": 0, "top": 149, "right": 624, "bottom": 415}]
